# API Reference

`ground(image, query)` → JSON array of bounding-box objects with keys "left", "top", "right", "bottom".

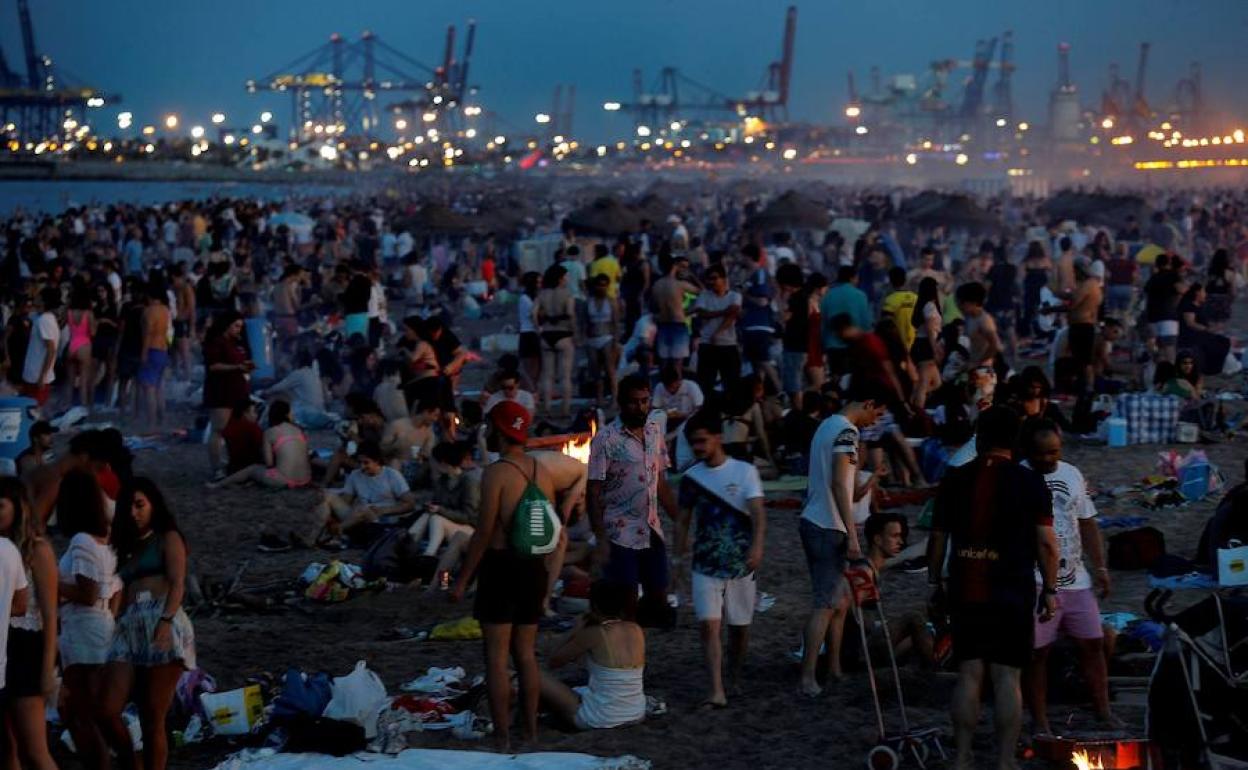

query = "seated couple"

[
  {"left": 210, "top": 400, "right": 312, "bottom": 489},
  {"left": 405, "top": 440, "right": 482, "bottom": 588}
]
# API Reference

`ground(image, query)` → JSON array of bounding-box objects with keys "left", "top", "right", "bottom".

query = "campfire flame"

[
  {"left": 1071, "top": 750, "right": 1106, "bottom": 770},
  {"left": 558, "top": 416, "right": 597, "bottom": 465}
]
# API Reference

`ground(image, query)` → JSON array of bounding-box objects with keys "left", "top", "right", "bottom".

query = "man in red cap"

[{"left": 452, "top": 400, "right": 586, "bottom": 751}]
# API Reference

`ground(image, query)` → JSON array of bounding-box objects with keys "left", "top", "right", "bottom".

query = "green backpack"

[{"left": 503, "top": 458, "right": 563, "bottom": 557}]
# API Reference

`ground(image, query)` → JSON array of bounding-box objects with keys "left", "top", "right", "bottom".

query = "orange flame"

[
  {"left": 1072, "top": 749, "right": 1105, "bottom": 770},
  {"left": 557, "top": 416, "right": 597, "bottom": 465}
]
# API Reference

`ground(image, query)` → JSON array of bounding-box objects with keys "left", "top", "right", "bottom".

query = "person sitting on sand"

[
  {"left": 208, "top": 400, "right": 312, "bottom": 490},
  {"left": 261, "top": 351, "right": 335, "bottom": 429},
  {"left": 319, "top": 395, "right": 386, "bottom": 485},
  {"left": 406, "top": 441, "right": 481, "bottom": 584},
  {"left": 373, "top": 359, "right": 409, "bottom": 423},
  {"left": 381, "top": 398, "right": 440, "bottom": 485},
  {"left": 303, "top": 441, "right": 416, "bottom": 549},
  {"left": 219, "top": 400, "right": 264, "bottom": 475},
  {"left": 840, "top": 513, "right": 935, "bottom": 670},
  {"left": 539, "top": 580, "right": 646, "bottom": 731}
]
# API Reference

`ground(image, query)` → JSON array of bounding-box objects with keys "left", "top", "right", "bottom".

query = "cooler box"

[
  {"left": 244, "top": 318, "right": 275, "bottom": 382},
  {"left": 0, "top": 397, "right": 37, "bottom": 461}
]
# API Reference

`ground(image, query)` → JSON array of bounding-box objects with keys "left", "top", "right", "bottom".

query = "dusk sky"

[{"left": 7, "top": 0, "right": 1248, "bottom": 140}]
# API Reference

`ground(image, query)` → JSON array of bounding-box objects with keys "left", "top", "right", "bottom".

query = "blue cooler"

[
  {"left": 244, "top": 318, "right": 275, "bottom": 382},
  {"left": 0, "top": 397, "right": 38, "bottom": 461}
]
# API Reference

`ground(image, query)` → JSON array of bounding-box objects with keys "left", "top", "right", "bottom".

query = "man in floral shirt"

[{"left": 588, "top": 373, "right": 680, "bottom": 625}]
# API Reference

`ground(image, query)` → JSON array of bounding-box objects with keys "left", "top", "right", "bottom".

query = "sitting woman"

[
  {"left": 720, "top": 375, "right": 775, "bottom": 470},
  {"left": 1010, "top": 366, "right": 1074, "bottom": 433},
  {"left": 219, "top": 400, "right": 264, "bottom": 475},
  {"left": 540, "top": 581, "right": 646, "bottom": 730},
  {"left": 1178, "top": 283, "right": 1234, "bottom": 376},
  {"left": 1158, "top": 352, "right": 1225, "bottom": 431},
  {"left": 208, "top": 400, "right": 311, "bottom": 489}
]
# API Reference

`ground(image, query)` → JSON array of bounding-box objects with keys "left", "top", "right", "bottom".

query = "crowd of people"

[{"left": 0, "top": 181, "right": 1243, "bottom": 767}]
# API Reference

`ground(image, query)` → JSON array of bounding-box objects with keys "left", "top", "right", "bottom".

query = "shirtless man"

[
  {"left": 1067, "top": 261, "right": 1104, "bottom": 395},
  {"left": 380, "top": 399, "right": 440, "bottom": 483},
  {"left": 451, "top": 402, "right": 587, "bottom": 751},
  {"left": 956, "top": 282, "right": 1002, "bottom": 371},
  {"left": 907, "top": 246, "right": 953, "bottom": 294},
  {"left": 138, "top": 284, "right": 171, "bottom": 430},
  {"left": 650, "top": 255, "right": 701, "bottom": 375},
  {"left": 1055, "top": 236, "right": 1077, "bottom": 297},
  {"left": 272, "top": 265, "right": 304, "bottom": 371},
  {"left": 171, "top": 265, "right": 196, "bottom": 381}
]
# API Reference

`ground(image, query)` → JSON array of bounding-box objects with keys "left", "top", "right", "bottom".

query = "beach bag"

[
  {"left": 271, "top": 669, "right": 333, "bottom": 723},
  {"left": 508, "top": 462, "right": 562, "bottom": 557},
  {"left": 361, "top": 529, "right": 434, "bottom": 583},
  {"left": 323, "top": 661, "right": 388, "bottom": 739},
  {"left": 200, "top": 686, "right": 265, "bottom": 736},
  {"left": 1217, "top": 541, "right": 1248, "bottom": 587},
  {"left": 283, "top": 716, "right": 366, "bottom": 756},
  {"left": 1108, "top": 527, "right": 1166, "bottom": 571}
]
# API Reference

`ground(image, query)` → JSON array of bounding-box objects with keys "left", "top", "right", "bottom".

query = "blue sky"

[{"left": 6, "top": 0, "right": 1247, "bottom": 140}]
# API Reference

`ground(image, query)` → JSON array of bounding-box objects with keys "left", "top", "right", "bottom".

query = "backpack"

[
  {"left": 361, "top": 529, "right": 436, "bottom": 584},
  {"left": 1108, "top": 526, "right": 1166, "bottom": 571},
  {"left": 503, "top": 458, "right": 562, "bottom": 557}
]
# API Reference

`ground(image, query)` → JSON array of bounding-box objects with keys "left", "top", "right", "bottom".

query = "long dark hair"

[
  {"left": 206, "top": 310, "right": 242, "bottom": 342},
  {"left": 0, "top": 478, "right": 39, "bottom": 564},
  {"left": 112, "top": 477, "right": 185, "bottom": 564},
  {"left": 912, "top": 276, "right": 940, "bottom": 329},
  {"left": 1208, "top": 248, "right": 1230, "bottom": 277},
  {"left": 57, "top": 469, "right": 110, "bottom": 539}
]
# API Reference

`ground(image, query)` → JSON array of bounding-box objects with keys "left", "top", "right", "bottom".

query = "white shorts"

[{"left": 692, "top": 572, "right": 756, "bottom": 626}]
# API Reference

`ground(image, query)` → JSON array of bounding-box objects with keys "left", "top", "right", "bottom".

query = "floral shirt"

[{"left": 588, "top": 418, "right": 669, "bottom": 549}]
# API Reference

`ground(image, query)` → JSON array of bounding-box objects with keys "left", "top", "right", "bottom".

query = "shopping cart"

[{"left": 845, "top": 564, "right": 947, "bottom": 770}]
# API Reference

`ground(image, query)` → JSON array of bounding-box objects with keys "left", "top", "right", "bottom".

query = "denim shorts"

[
  {"left": 798, "top": 518, "right": 847, "bottom": 609},
  {"left": 781, "top": 351, "right": 807, "bottom": 394}
]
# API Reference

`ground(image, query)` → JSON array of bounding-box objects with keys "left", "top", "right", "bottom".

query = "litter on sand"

[{"left": 212, "top": 749, "right": 652, "bottom": 770}]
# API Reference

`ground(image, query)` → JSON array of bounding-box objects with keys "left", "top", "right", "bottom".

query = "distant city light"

[
  {"left": 636, "top": 125, "right": 651, "bottom": 137},
  {"left": 603, "top": 102, "right": 621, "bottom": 112},
  {"left": 164, "top": 114, "right": 179, "bottom": 129},
  {"left": 251, "top": 124, "right": 263, "bottom": 135},
  {"left": 494, "top": 135, "right": 506, "bottom": 145},
  {"left": 86, "top": 97, "right": 105, "bottom": 108},
  {"left": 782, "top": 148, "right": 797, "bottom": 160},
  {"left": 855, "top": 125, "right": 868, "bottom": 135},
  {"left": 395, "top": 119, "right": 408, "bottom": 130},
  {"left": 669, "top": 121, "right": 681, "bottom": 132},
  {"left": 190, "top": 125, "right": 205, "bottom": 139},
  {"left": 260, "top": 111, "right": 273, "bottom": 123},
  {"left": 596, "top": 145, "right": 607, "bottom": 156},
  {"left": 905, "top": 153, "right": 918, "bottom": 165},
  {"left": 534, "top": 113, "right": 551, "bottom": 124},
  {"left": 141, "top": 125, "right": 155, "bottom": 136},
  {"left": 319, "top": 144, "right": 338, "bottom": 161},
  {"left": 422, "top": 112, "right": 437, "bottom": 123},
  {"left": 211, "top": 113, "right": 226, "bottom": 124},
  {"left": 117, "top": 112, "right": 133, "bottom": 129},
  {"left": 955, "top": 153, "right": 969, "bottom": 165},
  {"left": 845, "top": 105, "right": 861, "bottom": 118},
  {"left": 465, "top": 128, "right": 477, "bottom": 138},
  {"left": 1101, "top": 117, "right": 1114, "bottom": 130},
  {"left": 1018, "top": 122, "right": 1029, "bottom": 131},
  {"left": 463, "top": 106, "right": 482, "bottom": 117},
  {"left": 223, "top": 134, "right": 236, "bottom": 145}
]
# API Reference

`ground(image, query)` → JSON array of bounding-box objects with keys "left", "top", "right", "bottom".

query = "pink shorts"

[{"left": 1034, "top": 588, "right": 1103, "bottom": 648}]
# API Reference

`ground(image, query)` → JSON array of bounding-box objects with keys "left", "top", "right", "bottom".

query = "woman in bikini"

[
  {"left": 535, "top": 264, "right": 577, "bottom": 417},
  {"left": 539, "top": 580, "right": 646, "bottom": 730},
  {"left": 207, "top": 400, "right": 312, "bottom": 489},
  {"left": 65, "top": 284, "right": 97, "bottom": 414}
]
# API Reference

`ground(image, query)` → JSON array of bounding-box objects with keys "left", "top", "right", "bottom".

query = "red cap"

[{"left": 488, "top": 400, "right": 531, "bottom": 444}]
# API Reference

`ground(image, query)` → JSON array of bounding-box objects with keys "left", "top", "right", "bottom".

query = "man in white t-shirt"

[
  {"left": 0, "top": 536, "right": 30, "bottom": 691},
  {"left": 482, "top": 371, "right": 537, "bottom": 417},
  {"left": 692, "top": 265, "right": 742, "bottom": 394},
  {"left": 22, "top": 287, "right": 63, "bottom": 407},
  {"left": 1020, "top": 421, "right": 1119, "bottom": 736},
  {"left": 306, "top": 441, "right": 417, "bottom": 548},
  {"left": 559, "top": 245, "right": 588, "bottom": 301},
  {"left": 798, "top": 386, "right": 887, "bottom": 695},
  {"left": 653, "top": 366, "right": 704, "bottom": 446},
  {"left": 676, "top": 410, "right": 765, "bottom": 709}
]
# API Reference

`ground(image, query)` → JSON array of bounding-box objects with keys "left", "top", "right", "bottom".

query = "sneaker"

[
  {"left": 899, "top": 557, "right": 928, "bottom": 574},
  {"left": 257, "top": 533, "right": 292, "bottom": 553}
]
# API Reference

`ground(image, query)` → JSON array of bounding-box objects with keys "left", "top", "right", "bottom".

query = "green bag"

[{"left": 505, "top": 458, "right": 563, "bottom": 557}]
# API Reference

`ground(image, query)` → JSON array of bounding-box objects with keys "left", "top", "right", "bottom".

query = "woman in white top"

[
  {"left": 517, "top": 271, "right": 541, "bottom": 393},
  {"left": 0, "top": 478, "right": 57, "bottom": 770},
  {"left": 582, "top": 274, "right": 620, "bottom": 406},
  {"left": 56, "top": 469, "right": 120, "bottom": 770},
  {"left": 540, "top": 581, "right": 646, "bottom": 730}
]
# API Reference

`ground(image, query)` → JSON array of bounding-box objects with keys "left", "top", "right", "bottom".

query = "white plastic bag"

[{"left": 323, "top": 661, "right": 388, "bottom": 738}]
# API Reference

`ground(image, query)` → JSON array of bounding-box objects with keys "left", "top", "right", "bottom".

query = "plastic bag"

[{"left": 323, "top": 661, "right": 388, "bottom": 739}]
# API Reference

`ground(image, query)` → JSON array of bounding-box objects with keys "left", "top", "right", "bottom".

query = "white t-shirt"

[
  {"left": 344, "top": 467, "right": 411, "bottom": 506},
  {"left": 0, "top": 538, "right": 28, "bottom": 689},
  {"left": 561, "top": 259, "right": 587, "bottom": 300},
  {"left": 801, "top": 414, "right": 859, "bottom": 533},
  {"left": 22, "top": 312, "right": 60, "bottom": 385},
  {"left": 694, "top": 290, "right": 742, "bottom": 345},
  {"left": 484, "top": 389, "right": 537, "bottom": 417},
  {"left": 684, "top": 457, "right": 764, "bottom": 514},
  {"left": 517, "top": 293, "right": 536, "bottom": 334},
  {"left": 653, "top": 379, "right": 704, "bottom": 417},
  {"left": 1022, "top": 460, "right": 1097, "bottom": 591}
]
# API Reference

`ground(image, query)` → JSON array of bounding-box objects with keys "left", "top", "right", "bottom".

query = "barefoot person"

[
  {"left": 1020, "top": 420, "right": 1119, "bottom": 736},
  {"left": 927, "top": 407, "right": 1059, "bottom": 770},
  {"left": 676, "top": 409, "right": 766, "bottom": 709},
  {"left": 650, "top": 254, "right": 700, "bottom": 376},
  {"left": 305, "top": 441, "right": 416, "bottom": 548},
  {"left": 449, "top": 402, "right": 563, "bottom": 751},
  {"left": 798, "top": 386, "right": 886, "bottom": 695},
  {"left": 207, "top": 400, "right": 312, "bottom": 490},
  {"left": 539, "top": 580, "right": 646, "bottom": 730},
  {"left": 138, "top": 284, "right": 172, "bottom": 430}
]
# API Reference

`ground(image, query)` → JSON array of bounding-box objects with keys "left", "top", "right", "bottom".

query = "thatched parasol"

[
  {"left": 1039, "top": 191, "right": 1149, "bottom": 230},
  {"left": 900, "top": 193, "right": 998, "bottom": 230},
  {"left": 746, "top": 190, "right": 831, "bottom": 231},
  {"left": 565, "top": 196, "right": 642, "bottom": 236},
  {"left": 402, "top": 203, "right": 478, "bottom": 234}
]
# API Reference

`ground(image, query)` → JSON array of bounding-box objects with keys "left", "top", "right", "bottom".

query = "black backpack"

[
  {"left": 361, "top": 529, "right": 437, "bottom": 584},
  {"left": 1108, "top": 527, "right": 1166, "bottom": 571}
]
